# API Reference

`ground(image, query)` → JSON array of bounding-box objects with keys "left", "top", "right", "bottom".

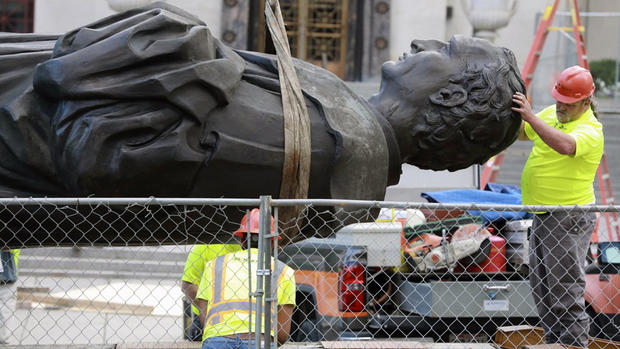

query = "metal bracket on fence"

[
  {"left": 483, "top": 284, "right": 512, "bottom": 292},
  {"left": 256, "top": 269, "right": 271, "bottom": 276}
]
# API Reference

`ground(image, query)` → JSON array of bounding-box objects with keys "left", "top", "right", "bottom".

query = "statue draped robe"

[{"left": 0, "top": 3, "right": 400, "bottom": 247}]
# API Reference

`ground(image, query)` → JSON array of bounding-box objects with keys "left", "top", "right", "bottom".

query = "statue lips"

[{"left": 398, "top": 50, "right": 414, "bottom": 62}]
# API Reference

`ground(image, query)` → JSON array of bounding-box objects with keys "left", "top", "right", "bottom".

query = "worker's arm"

[
  {"left": 276, "top": 304, "right": 294, "bottom": 345},
  {"left": 512, "top": 92, "right": 576, "bottom": 155},
  {"left": 181, "top": 281, "right": 198, "bottom": 307},
  {"left": 196, "top": 298, "right": 208, "bottom": 327}
]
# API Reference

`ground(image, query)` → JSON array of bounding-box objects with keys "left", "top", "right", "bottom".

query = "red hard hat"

[
  {"left": 233, "top": 208, "right": 278, "bottom": 238},
  {"left": 551, "top": 65, "right": 595, "bottom": 104}
]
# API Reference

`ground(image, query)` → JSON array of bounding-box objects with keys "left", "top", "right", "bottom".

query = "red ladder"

[{"left": 479, "top": 0, "right": 619, "bottom": 241}]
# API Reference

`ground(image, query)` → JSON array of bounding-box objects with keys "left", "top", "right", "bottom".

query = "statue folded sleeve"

[
  {"left": 0, "top": 34, "right": 60, "bottom": 197},
  {"left": 34, "top": 4, "right": 245, "bottom": 198},
  {"left": 0, "top": 2, "right": 525, "bottom": 247}
]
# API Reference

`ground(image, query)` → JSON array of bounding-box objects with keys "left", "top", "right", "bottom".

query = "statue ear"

[{"left": 429, "top": 84, "right": 468, "bottom": 107}]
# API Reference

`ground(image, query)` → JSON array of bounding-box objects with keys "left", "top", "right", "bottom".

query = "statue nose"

[
  {"left": 410, "top": 39, "right": 446, "bottom": 53},
  {"left": 410, "top": 40, "right": 425, "bottom": 53}
]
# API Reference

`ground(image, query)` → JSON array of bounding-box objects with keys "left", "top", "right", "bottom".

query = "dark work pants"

[
  {"left": 189, "top": 313, "right": 203, "bottom": 341},
  {"left": 529, "top": 210, "right": 596, "bottom": 348}
]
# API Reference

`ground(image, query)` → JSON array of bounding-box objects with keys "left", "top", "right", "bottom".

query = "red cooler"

[{"left": 467, "top": 235, "right": 506, "bottom": 273}]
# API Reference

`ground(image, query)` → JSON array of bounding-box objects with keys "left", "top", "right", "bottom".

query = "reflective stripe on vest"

[
  {"left": 211, "top": 254, "right": 227, "bottom": 304},
  {"left": 206, "top": 252, "right": 287, "bottom": 325}
]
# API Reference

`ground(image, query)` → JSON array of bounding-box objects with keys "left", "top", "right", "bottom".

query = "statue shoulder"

[
  {"left": 233, "top": 51, "right": 391, "bottom": 201},
  {"left": 292, "top": 61, "right": 390, "bottom": 202}
]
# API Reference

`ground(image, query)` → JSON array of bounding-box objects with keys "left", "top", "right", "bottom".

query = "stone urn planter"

[{"left": 462, "top": 0, "right": 518, "bottom": 42}]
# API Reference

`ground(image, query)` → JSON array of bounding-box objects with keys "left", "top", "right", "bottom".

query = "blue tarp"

[
  {"left": 485, "top": 183, "right": 522, "bottom": 195},
  {"left": 421, "top": 183, "right": 532, "bottom": 223}
]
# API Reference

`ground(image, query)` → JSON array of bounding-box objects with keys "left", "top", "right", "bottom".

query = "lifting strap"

[{"left": 264, "top": 0, "right": 311, "bottom": 242}]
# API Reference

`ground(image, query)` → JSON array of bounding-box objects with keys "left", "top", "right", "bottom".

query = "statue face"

[
  {"left": 379, "top": 35, "right": 502, "bottom": 110},
  {"left": 380, "top": 39, "right": 456, "bottom": 106},
  {"left": 372, "top": 35, "right": 524, "bottom": 170}
]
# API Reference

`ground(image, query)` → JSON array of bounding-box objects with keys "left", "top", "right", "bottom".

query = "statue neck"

[
  {"left": 368, "top": 94, "right": 416, "bottom": 168},
  {"left": 368, "top": 95, "right": 403, "bottom": 186}
]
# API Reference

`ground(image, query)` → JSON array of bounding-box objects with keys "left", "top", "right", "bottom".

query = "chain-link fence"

[{"left": 0, "top": 197, "right": 618, "bottom": 348}]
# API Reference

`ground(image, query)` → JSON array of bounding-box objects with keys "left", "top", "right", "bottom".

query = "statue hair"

[{"left": 407, "top": 48, "right": 526, "bottom": 171}]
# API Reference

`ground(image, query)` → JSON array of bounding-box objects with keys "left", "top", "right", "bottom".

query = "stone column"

[
  {"left": 462, "top": 0, "right": 517, "bottom": 43},
  {"left": 220, "top": 0, "right": 249, "bottom": 50}
]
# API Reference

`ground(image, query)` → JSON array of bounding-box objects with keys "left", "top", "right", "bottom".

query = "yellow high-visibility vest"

[
  {"left": 522, "top": 105, "right": 603, "bottom": 206},
  {"left": 196, "top": 249, "right": 296, "bottom": 341},
  {"left": 182, "top": 244, "right": 242, "bottom": 315}
]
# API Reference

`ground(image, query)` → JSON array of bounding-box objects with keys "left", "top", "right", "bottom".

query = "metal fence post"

[
  {"left": 255, "top": 196, "right": 272, "bottom": 349},
  {"left": 245, "top": 208, "right": 253, "bottom": 349},
  {"left": 272, "top": 207, "right": 279, "bottom": 349},
  {"left": 263, "top": 198, "right": 274, "bottom": 349}
]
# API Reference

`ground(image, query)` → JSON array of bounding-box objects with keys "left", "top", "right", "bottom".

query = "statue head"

[{"left": 370, "top": 35, "right": 525, "bottom": 171}]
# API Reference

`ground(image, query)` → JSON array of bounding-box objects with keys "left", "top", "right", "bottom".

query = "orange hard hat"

[
  {"left": 233, "top": 208, "right": 278, "bottom": 238},
  {"left": 551, "top": 65, "right": 595, "bottom": 104}
]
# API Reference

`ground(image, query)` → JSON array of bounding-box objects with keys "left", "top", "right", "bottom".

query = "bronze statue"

[{"left": 0, "top": 3, "right": 524, "bottom": 247}]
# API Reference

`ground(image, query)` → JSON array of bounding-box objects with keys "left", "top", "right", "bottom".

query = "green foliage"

[{"left": 589, "top": 59, "right": 617, "bottom": 89}]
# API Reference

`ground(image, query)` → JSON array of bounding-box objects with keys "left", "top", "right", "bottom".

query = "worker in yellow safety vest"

[
  {"left": 181, "top": 243, "right": 242, "bottom": 341},
  {"left": 195, "top": 208, "right": 296, "bottom": 348},
  {"left": 512, "top": 66, "right": 603, "bottom": 348}
]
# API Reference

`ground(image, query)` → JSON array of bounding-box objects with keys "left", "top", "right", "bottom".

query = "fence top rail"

[
  {"left": 1, "top": 197, "right": 620, "bottom": 213},
  {"left": 271, "top": 198, "right": 620, "bottom": 212},
  {"left": 0, "top": 197, "right": 262, "bottom": 206}
]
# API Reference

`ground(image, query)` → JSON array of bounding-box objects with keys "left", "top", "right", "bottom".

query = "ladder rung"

[{"left": 548, "top": 26, "right": 584, "bottom": 32}]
